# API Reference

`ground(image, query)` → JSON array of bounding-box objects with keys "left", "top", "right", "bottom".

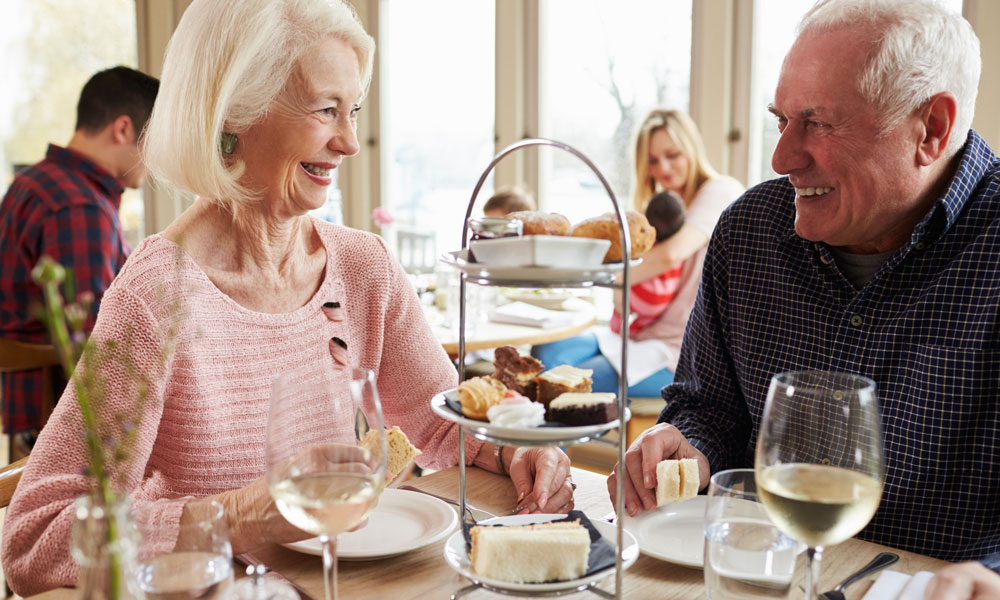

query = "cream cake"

[
  {"left": 535, "top": 365, "right": 593, "bottom": 417},
  {"left": 457, "top": 376, "right": 508, "bottom": 421},
  {"left": 548, "top": 392, "right": 617, "bottom": 426},
  {"left": 655, "top": 458, "right": 700, "bottom": 506},
  {"left": 470, "top": 520, "right": 591, "bottom": 583}
]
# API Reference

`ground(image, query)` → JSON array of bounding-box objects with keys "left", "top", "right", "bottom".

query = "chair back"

[
  {"left": 0, "top": 456, "right": 28, "bottom": 508},
  {"left": 396, "top": 229, "right": 437, "bottom": 274},
  {"left": 0, "top": 340, "right": 61, "bottom": 459}
]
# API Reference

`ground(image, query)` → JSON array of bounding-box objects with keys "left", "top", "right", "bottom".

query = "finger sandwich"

[
  {"left": 470, "top": 520, "right": 591, "bottom": 583},
  {"left": 655, "top": 458, "right": 700, "bottom": 506}
]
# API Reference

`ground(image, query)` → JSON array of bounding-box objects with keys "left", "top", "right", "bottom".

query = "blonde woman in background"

[{"left": 533, "top": 109, "right": 743, "bottom": 397}]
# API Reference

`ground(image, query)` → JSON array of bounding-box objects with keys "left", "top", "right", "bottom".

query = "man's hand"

[
  {"left": 606, "top": 423, "right": 709, "bottom": 517},
  {"left": 924, "top": 562, "right": 1000, "bottom": 599}
]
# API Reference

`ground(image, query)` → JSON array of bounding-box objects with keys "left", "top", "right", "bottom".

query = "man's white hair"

[
  {"left": 143, "top": 0, "right": 374, "bottom": 207},
  {"left": 799, "top": 0, "right": 981, "bottom": 156}
]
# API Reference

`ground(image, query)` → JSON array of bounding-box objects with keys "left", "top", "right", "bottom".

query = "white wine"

[
  {"left": 758, "top": 463, "right": 881, "bottom": 548},
  {"left": 271, "top": 472, "right": 382, "bottom": 537},
  {"left": 137, "top": 551, "right": 232, "bottom": 600}
]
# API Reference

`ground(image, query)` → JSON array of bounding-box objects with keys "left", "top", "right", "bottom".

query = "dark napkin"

[
  {"left": 444, "top": 393, "right": 566, "bottom": 428},
  {"left": 462, "top": 510, "right": 616, "bottom": 579}
]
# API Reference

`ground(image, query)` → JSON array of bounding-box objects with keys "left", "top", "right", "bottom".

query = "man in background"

[{"left": 0, "top": 66, "right": 159, "bottom": 458}]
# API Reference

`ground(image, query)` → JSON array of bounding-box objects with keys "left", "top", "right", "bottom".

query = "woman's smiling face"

[{"left": 235, "top": 36, "right": 362, "bottom": 216}]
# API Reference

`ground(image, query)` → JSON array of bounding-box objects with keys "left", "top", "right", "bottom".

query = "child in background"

[
  {"left": 610, "top": 190, "right": 686, "bottom": 338},
  {"left": 484, "top": 185, "right": 536, "bottom": 217}
]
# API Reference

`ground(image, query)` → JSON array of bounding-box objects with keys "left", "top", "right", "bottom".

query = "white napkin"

[
  {"left": 488, "top": 301, "right": 577, "bottom": 328},
  {"left": 593, "top": 325, "right": 674, "bottom": 384},
  {"left": 860, "top": 570, "right": 934, "bottom": 600}
]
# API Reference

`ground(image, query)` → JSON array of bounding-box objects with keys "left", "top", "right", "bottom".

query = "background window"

[
  {"left": 0, "top": 0, "right": 142, "bottom": 246},
  {"left": 540, "top": 0, "right": 691, "bottom": 221},
  {"left": 380, "top": 0, "right": 496, "bottom": 261}
]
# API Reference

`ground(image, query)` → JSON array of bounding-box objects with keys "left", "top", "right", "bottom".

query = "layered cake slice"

[
  {"left": 470, "top": 520, "right": 591, "bottom": 583},
  {"left": 548, "top": 392, "right": 618, "bottom": 426},
  {"left": 535, "top": 364, "right": 593, "bottom": 418},
  {"left": 492, "top": 345, "right": 545, "bottom": 401},
  {"left": 655, "top": 458, "right": 700, "bottom": 506}
]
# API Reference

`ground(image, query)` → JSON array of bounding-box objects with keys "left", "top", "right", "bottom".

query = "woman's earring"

[{"left": 220, "top": 132, "right": 237, "bottom": 155}]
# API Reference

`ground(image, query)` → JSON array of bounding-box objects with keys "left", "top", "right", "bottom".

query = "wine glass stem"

[
  {"left": 804, "top": 546, "right": 823, "bottom": 600},
  {"left": 321, "top": 534, "right": 339, "bottom": 600}
]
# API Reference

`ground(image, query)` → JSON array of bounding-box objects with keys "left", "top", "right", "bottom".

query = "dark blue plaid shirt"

[{"left": 661, "top": 130, "right": 1000, "bottom": 568}]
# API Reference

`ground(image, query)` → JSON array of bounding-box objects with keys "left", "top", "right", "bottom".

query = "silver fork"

[
  {"left": 397, "top": 485, "right": 498, "bottom": 523},
  {"left": 818, "top": 552, "right": 899, "bottom": 600}
]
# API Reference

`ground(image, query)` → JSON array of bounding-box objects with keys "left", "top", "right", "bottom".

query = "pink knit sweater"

[{"left": 1, "top": 220, "right": 477, "bottom": 595}]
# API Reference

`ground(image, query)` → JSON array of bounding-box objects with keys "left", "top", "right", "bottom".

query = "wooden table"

[
  {"left": 27, "top": 467, "right": 948, "bottom": 600},
  {"left": 429, "top": 303, "right": 597, "bottom": 359},
  {"left": 241, "top": 468, "right": 945, "bottom": 599}
]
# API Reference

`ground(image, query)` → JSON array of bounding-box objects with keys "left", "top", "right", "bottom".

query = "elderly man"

[{"left": 609, "top": 0, "right": 1000, "bottom": 596}]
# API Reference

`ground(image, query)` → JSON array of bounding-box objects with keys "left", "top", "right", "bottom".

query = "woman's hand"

[
  {"left": 213, "top": 443, "right": 373, "bottom": 553},
  {"left": 507, "top": 447, "right": 574, "bottom": 514}
]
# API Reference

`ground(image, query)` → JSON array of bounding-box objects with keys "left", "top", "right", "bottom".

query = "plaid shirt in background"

[
  {"left": 662, "top": 131, "right": 1000, "bottom": 568},
  {"left": 0, "top": 144, "right": 130, "bottom": 434}
]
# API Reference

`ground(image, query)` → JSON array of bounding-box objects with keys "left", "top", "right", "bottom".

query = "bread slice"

[
  {"left": 655, "top": 458, "right": 699, "bottom": 506},
  {"left": 360, "top": 425, "right": 421, "bottom": 482},
  {"left": 470, "top": 520, "right": 590, "bottom": 583}
]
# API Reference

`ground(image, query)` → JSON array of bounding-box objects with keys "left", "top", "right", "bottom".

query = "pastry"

[
  {"left": 548, "top": 392, "right": 618, "bottom": 426},
  {"left": 492, "top": 345, "right": 545, "bottom": 401},
  {"left": 505, "top": 210, "right": 572, "bottom": 236},
  {"left": 457, "top": 376, "right": 507, "bottom": 421},
  {"left": 535, "top": 365, "right": 593, "bottom": 418},
  {"left": 486, "top": 391, "right": 546, "bottom": 428},
  {"left": 655, "top": 458, "right": 700, "bottom": 506},
  {"left": 470, "top": 520, "right": 591, "bottom": 583},
  {"left": 569, "top": 210, "right": 656, "bottom": 262},
  {"left": 360, "top": 425, "right": 421, "bottom": 482}
]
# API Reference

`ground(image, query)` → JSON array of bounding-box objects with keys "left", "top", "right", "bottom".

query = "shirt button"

[
  {"left": 850, "top": 315, "right": 863, "bottom": 327},
  {"left": 820, "top": 255, "right": 832, "bottom": 264},
  {"left": 915, "top": 242, "right": 925, "bottom": 250}
]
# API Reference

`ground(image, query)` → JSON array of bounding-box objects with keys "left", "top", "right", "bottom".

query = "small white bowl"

[{"left": 469, "top": 235, "right": 611, "bottom": 268}]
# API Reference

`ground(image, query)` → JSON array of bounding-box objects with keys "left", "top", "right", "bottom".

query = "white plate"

[
  {"left": 502, "top": 289, "right": 577, "bottom": 310},
  {"left": 621, "top": 496, "right": 707, "bottom": 568},
  {"left": 431, "top": 389, "right": 628, "bottom": 444},
  {"left": 283, "top": 488, "right": 458, "bottom": 561},
  {"left": 440, "top": 250, "right": 640, "bottom": 285},
  {"left": 469, "top": 236, "right": 611, "bottom": 268},
  {"left": 443, "top": 513, "right": 639, "bottom": 593}
]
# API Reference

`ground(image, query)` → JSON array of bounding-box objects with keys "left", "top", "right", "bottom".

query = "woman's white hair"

[
  {"left": 143, "top": 0, "right": 374, "bottom": 206},
  {"left": 799, "top": 0, "right": 980, "bottom": 157}
]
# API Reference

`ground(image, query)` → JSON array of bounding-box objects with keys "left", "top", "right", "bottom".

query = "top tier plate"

[{"left": 441, "top": 250, "right": 638, "bottom": 286}]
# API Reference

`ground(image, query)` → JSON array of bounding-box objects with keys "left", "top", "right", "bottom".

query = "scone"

[
  {"left": 492, "top": 345, "right": 545, "bottom": 401},
  {"left": 457, "top": 376, "right": 508, "bottom": 421},
  {"left": 655, "top": 458, "right": 700, "bottom": 506},
  {"left": 570, "top": 210, "right": 656, "bottom": 262},
  {"left": 360, "top": 425, "right": 421, "bottom": 482},
  {"left": 505, "top": 210, "right": 572, "bottom": 236}
]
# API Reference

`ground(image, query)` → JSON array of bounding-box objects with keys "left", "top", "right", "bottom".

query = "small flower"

[
  {"left": 372, "top": 206, "right": 394, "bottom": 229},
  {"left": 31, "top": 256, "right": 66, "bottom": 286}
]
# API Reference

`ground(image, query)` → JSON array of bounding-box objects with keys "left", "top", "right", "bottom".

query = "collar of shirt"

[{"left": 45, "top": 144, "right": 125, "bottom": 209}]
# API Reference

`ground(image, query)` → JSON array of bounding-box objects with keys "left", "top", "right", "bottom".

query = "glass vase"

[{"left": 71, "top": 494, "right": 143, "bottom": 600}]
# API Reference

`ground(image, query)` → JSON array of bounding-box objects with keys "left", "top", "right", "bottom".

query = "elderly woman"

[{"left": 0, "top": 0, "right": 572, "bottom": 594}]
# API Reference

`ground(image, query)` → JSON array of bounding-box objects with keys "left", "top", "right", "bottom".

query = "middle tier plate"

[{"left": 431, "top": 389, "right": 628, "bottom": 444}]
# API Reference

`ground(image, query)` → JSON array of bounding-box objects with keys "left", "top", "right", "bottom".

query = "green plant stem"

[{"left": 39, "top": 280, "right": 122, "bottom": 599}]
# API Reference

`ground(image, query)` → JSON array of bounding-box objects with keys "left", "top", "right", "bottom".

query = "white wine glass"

[
  {"left": 266, "top": 366, "right": 388, "bottom": 600},
  {"left": 755, "top": 371, "right": 884, "bottom": 600}
]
